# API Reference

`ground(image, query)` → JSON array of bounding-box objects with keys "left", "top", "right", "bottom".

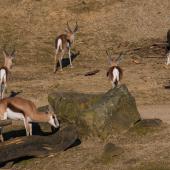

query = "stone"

[{"left": 48, "top": 85, "right": 141, "bottom": 138}]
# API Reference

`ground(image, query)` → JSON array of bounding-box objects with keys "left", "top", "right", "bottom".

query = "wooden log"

[
  {"left": 0, "top": 120, "right": 12, "bottom": 127},
  {"left": 0, "top": 125, "right": 78, "bottom": 165},
  {"left": 84, "top": 69, "right": 100, "bottom": 76}
]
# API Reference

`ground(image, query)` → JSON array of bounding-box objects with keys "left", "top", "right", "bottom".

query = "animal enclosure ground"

[{"left": 0, "top": 0, "right": 170, "bottom": 169}]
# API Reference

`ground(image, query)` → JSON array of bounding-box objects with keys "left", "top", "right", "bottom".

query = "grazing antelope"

[
  {"left": 54, "top": 22, "right": 78, "bottom": 73},
  {"left": 0, "top": 97, "right": 59, "bottom": 142},
  {"left": 106, "top": 51, "right": 123, "bottom": 88},
  {"left": 0, "top": 48, "right": 15, "bottom": 99}
]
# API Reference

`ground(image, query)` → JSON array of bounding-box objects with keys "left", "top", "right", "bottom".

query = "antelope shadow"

[
  {"left": 3, "top": 123, "right": 58, "bottom": 141},
  {"left": 57, "top": 51, "right": 80, "bottom": 70},
  {"left": 8, "top": 90, "right": 22, "bottom": 97}
]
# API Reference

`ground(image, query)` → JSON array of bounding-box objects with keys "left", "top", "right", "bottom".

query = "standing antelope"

[
  {"left": 54, "top": 22, "right": 78, "bottom": 73},
  {"left": 0, "top": 97, "right": 59, "bottom": 142},
  {"left": 166, "top": 51, "right": 170, "bottom": 65},
  {"left": 106, "top": 51, "right": 123, "bottom": 88},
  {"left": 0, "top": 48, "right": 15, "bottom": 99}
]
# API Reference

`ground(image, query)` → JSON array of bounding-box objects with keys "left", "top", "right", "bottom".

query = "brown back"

[{"left": 55, "top": 34, "right": 70, "bottom": 51}]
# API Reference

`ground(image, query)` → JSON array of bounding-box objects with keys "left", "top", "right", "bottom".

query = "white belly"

[{"left": 6, "top": 108, "right": 25, "bottom": 120}]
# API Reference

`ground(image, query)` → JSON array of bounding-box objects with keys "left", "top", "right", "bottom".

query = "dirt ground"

[{"left": 0, "top": 0, "right": 170, "bottom": 169}]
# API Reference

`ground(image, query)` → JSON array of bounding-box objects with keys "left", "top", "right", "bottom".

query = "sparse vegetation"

[{"left": 0, "top": 0, "right": 170, "bottom": 169}]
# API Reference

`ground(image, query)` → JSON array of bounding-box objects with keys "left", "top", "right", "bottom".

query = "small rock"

[
  {"left": 102, "top": 143, "right": 123, "bottom": 159},
  {"left": 135, "top": 119, "right": 162, "bottom": 128}
]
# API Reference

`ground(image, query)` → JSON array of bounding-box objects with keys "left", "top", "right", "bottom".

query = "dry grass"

[{"left": 0, "top": 0, "right": 170, "bottom": 169}]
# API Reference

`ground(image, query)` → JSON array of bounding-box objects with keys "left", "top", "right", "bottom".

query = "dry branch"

[{"left": 84, "top": 69, "right": 100, "bottom": 76}]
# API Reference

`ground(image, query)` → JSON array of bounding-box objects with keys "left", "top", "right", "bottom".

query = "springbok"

[
  {"left": 0, "top": 48, "right": 15, "bottom": 99},
  {"left": 106, "top": 51, "right": 123, "bottom": 88},
  {"left": 0, "top": 97, "right": 59, "bottom": 142},
  {"left": 54, "top": 22, "right": 78, "bottom": 73},
  {"left": 166, "top": 51, "right": 170, "bottom": 65}
]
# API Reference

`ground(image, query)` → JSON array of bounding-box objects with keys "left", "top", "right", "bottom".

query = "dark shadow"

[
  {"left": 3, "top": 123, "right": 59, "bottom": 140},
  {"left": 56, "top": 51, "right": 80, "bottom": 70},
  {"left": 3, "top": 129, "right": 26, "bottom": 140},
  {"left": 65, "top": 138, "right": 81, "bottom": 151},
  {"left": 164, "top": 85, "right": 170, "bottom": 89},
  {"left": 8, "top": 90, "right": 22, "bottom": 97}
]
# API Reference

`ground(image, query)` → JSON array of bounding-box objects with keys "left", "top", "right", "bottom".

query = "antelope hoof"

[{"left": 70, "top": 65, "right": 74, "bottom": 68}]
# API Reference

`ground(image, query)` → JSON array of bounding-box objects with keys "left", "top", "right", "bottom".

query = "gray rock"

[
  {"left": 135, "top": 119, "right": 162, "bottom": 128},
  {"left": 103, "top": 143, "right": 123, "bottom": 157},
  {"left": 48, "top": 85, "right": 141, "bottom": 138}
]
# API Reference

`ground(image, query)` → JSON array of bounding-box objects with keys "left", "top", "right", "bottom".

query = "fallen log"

[
  {"left": 0, "top": 125, "right": 78, "bottom": 165},
  {"left": 151, "top": 42, "right": 168, "bottom": 47},
  {"left": 0, "top": 120, "right": 12, "bottom": 127},
  {"left": 84, "top": 69, "right": 100, "bottom": 76}
]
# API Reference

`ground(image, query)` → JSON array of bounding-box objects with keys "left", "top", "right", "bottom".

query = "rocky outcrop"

[{"left": 48, "top": 85, "right": 141, "bottom": 138}]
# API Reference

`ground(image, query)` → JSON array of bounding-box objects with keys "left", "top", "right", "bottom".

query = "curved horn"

[
  {"left": 116, "top": 52, "right": 124, "bottom": 65},
  {"left": 106, "top": 50, "right": 113, "bottom": 65},
  {"left": 11, "top": 48, "right": 15, "bottom": 57},
  {"left": 116, "top": 52, "right": 123, "bottom": 61},
  {"left": 3, "top": 45, "right": 9, "bottom": 56},
  {"left": 74, "top": 21, "right": 78, "bottom": 33},
  {"left": 67, "top": 21, "right": 72, "bottom": 32}
]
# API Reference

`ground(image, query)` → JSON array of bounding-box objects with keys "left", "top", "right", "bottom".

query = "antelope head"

[
  {"left": 47, "top": 105, "right": 60, "bottom": 128},
  {"left": 65, "top": 21, "right": 78, "bottom": 44},
  {"left": 3, "top": 47, "right": 15, "bottom": 70},
  {"left": 106, "top": 50, "right": 123, "bottom": 67}
]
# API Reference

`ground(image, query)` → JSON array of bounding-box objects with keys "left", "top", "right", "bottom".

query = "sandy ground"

[
  {"left": 139, "top": 105, "right": 170, "bottom": 124},
  {"left": 0, "top": 0, "right": 170, "bottom": 169}
]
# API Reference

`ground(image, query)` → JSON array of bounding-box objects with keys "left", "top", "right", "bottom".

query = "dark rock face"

[{"left": 48, "top": 85, "right": 141, "bottom": 138}]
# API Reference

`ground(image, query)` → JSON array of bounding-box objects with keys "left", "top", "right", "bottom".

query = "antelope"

[
  {"left": 0, "top": 97, "right": 59, "bottom": 142},
  {"left": 166, "top": 51, "right": 170, "bottom": 65},
  {"left": 166, "top": 30, "right": 170, "bottom": 65},
  {"left": 106, "top": 51, "right": 123, "bottom": 88},
  {"left": 0, "top": 48, "right": 15, "bottom": 99},
  {"left": 54, "top": 22, "right": 78, "bottom": 73}
]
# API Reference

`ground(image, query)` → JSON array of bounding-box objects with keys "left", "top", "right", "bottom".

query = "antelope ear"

[
  {"left": 3, "top": 45, "right": 9, "bottom": 57},
  {"left": 3, "top": 51, "right": 7, "bottom": 58},
  {"left": 48, "top": 104, "right": 54, "bottom": 113},
  {"left": 65, "top": 28, "right": 69, "bottom": 33}
]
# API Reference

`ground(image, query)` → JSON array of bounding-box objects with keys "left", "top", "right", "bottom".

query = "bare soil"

[{"left": 0, "top": 0, "right": 170, "bottom": 169}]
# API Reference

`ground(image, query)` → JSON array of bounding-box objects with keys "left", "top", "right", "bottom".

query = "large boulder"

[{"left": 48, "top": 85, "right": 141, "bottom": 138}]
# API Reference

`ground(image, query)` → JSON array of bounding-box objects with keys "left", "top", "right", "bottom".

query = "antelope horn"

[
  {"left": 67, "top": 21, "right": 72, "bottom": 32},
  {"left": 74, "top": 21, "right": 78, "bottom": 32},
  {"left": 3, "top": 45, "right": 9, "bottom": 56},
  {"left": 106, "top": 50, "right": 113, "bottom": 65},
  {"left": 116, "top": 52, "right": 124, "bottom": 64},
  {"left": 11, "top": 48, "right": 15, "bottom": 57}
]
